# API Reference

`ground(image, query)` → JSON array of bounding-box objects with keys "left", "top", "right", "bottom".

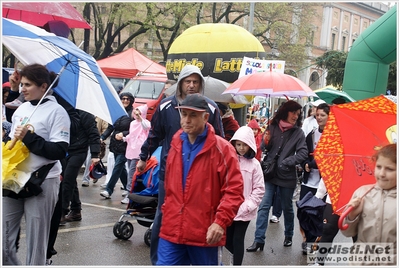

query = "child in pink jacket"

[
  {"left": 225, "top": 126, "right": 265, "bottom": 265},
  {"left": 122, "top": 104, "right": 151, "bottom": 204}
]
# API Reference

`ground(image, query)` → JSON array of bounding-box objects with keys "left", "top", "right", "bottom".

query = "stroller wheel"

[
  {"left": 113, "top": 221, "right": 123, "bottom": 238},
  {"left": 144, "top": 229, "right": 151, "bottom": 247},
  {"left": 119, "top": 221, "right": 134, "bottom": 240}
]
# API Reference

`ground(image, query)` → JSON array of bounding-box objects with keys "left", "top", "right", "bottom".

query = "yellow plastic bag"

[{"left": 2, "top": 140, "right": 30, "bottom": 193}]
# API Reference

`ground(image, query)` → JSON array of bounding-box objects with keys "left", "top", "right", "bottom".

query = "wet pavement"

[{"left": 16, "top": 170, "right": 352, "bottom": 266}]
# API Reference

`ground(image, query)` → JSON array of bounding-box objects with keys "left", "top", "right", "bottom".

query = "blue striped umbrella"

[{"left": 2, "top": 18, "right": 127, "bottom": 124}]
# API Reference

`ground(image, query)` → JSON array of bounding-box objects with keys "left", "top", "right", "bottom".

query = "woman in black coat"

[
  {"left": 247, "top": 100, "right": 308, "bottom": 251},
  {"left": 100, "top": 92, "right": 135, "bottom": 198}
]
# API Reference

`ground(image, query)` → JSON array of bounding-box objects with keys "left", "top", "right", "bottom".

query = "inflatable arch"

[{"left": 342, "top": 5, "right": 397, "bottom": 100}]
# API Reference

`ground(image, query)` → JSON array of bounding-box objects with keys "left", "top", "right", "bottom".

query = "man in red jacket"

[{"left": 157, "top": 94, "right": 244, "bottom": 265}]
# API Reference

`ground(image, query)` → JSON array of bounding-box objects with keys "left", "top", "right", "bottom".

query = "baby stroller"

[{"left": 113, "top": 147, "right": 161, "bottom": 246}]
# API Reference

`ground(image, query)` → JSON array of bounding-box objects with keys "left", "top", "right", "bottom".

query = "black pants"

[
  {"left": 225, "top": 220, "right": 250, "bottom": 265},
  {"left": 46, "top": 158, "right": 67, "bottom": 260},
  {"left": 315, "top": 203, "right": 357, "bottom": 265},
  {"left": 47, "top": 181, "right": 62, "bottom": 259},
  {"left": 62, "top": 152, "right": 87, "bottom": 213}
]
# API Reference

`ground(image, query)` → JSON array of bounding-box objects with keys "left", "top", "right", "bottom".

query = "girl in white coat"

[{"left": 225, "top": 126, "right": 265, "bottom": 265}]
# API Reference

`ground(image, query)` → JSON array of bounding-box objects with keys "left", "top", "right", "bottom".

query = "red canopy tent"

[{"left": 97, "top": 48, "right": 166, "bottom": 79}]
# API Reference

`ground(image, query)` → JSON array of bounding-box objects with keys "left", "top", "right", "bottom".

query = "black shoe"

[
  {"left": 65, "top": 210, "right": 82, "bottom": 222},
  {"left": 246, "top": 241, "right": 264, "bottom": 252},
  {"left": 284, "top": 236, "right": 292, "bottom": 247},
  {"left": 47, "top": 248, "right": 57, "bottom": 259},
  {"left": 302, "top": 241, "right": 308, "bottom": 254},
  {"left": 59, "top": 214, "right": 67, "bottom": 226},
  {"left": 50, "top": 249, "right": 57, "bottom": 256}
]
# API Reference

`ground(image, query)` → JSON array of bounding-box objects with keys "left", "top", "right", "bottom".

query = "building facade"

[{"left": 303, "top": 2, "right": 390, "bottom": 90}]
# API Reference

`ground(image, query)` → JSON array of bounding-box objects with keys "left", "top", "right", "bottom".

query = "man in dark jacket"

[
  {"left": 100, "top": 92, "right": 135, "bottom": 199},
  {"left": 136, "top": 65, "right": 224, "bottom": 265},
  {"left": 61, "top": 109, "right": 101, "bottom": 222}
]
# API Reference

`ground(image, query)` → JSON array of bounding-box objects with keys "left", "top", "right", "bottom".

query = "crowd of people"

[{"left": 2, "top": 63, "right": 396, "bottom": 266}]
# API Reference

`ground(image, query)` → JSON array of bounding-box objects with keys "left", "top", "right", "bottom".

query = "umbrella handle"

[
  {"left": 7, "top": 138, "right": 18, "bottom": 150},
  {"left": 338, "top": 185, "right": 375, "bottom": 230},
  {"left": 338, "top": 206, "right": 354, "bottom": 230},
  {"left": 8, "top": 124, "right": 34, "bottom": 150}
]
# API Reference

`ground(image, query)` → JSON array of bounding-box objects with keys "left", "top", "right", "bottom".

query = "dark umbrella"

[{"left": 296, "top": 191, "right": 326, "bottom": 237}]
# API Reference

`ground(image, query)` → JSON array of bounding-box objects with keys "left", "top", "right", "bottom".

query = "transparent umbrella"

[{"left": 165, "top": 75, "right": 249, "bottom": 104}]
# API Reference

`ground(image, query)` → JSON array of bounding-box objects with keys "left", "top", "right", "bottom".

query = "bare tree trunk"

[{"left": 83, "top": 4, "right": 91, "bottom": 53}]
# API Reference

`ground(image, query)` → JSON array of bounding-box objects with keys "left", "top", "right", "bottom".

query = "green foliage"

[
  {"left": 315, "top": 50, "right": 348, "bottom": 90},
  {"left": 387, "top": 62, "right": 396, "bottom": 95}
]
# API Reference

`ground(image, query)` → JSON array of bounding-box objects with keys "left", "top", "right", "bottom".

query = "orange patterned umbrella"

[{"left": 314, "top": 95, "right": 397, "bottom": 215}]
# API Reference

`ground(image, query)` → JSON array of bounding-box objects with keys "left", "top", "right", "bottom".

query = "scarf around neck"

[{"left": 279, "top": 120, "right": 294, "bottom": 132}]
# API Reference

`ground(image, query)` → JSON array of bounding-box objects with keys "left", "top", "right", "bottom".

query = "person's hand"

[
  {"left": 305, "top": 163, "right": 310, "bottom": 172},
  {"left": 14, "top": 125, "right": 30, "bottom": 140},
  {"left": 346, "top": 196, "right": 364, "bottom": 221},
  {"left": 91, "top": 158, "right": 100, "bottom": 165},
  {"left": 115, "top": 132, "right": 123, "bottom": 140},
  {"left": 206, "top": 223, "right": 224, "bottom": 245},
  {"left": 136, "top": 159, "right": 147, "bottom": 173},
  {"left": 134, "top": 111, "right": 142, "bottom": 121},
  {"left": 9, "top": 71, "right": 21, "bottom": 92}
]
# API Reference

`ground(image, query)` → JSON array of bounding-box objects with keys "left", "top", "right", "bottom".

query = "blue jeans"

[
  {"left": 105, "top": 153, "right": 127, "bottom": 196},
  {"left": 150, "top": 179, "right": 165, "bottom": 265},
  {"left": 254, "top": 182, "right": 295, "bottom": 243},
  {"left": 272, "top": 186, "right": 282, "bottom": 218}
]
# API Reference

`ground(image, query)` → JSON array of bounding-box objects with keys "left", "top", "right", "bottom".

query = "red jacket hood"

[{"left": 247, "top": 119, "right": 261, "bottom": 131}]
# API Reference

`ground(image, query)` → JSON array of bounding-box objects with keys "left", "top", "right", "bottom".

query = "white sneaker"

[
  {"left": 122, "top": 190, "right": 129, "bottom": 197},
  {"left": 82, "top": 181, "right": 89, "bottom": 187},
  {"left": 121, "top": 197, "right": 129, "bottom": 204},
  {"left": 100, "top": 183, "right": 107, "bottom": 189},
  {"left": 270, "top": 215, "right": 280, "bottom": 223},
  {"left": 100, "top": 190, "right": 111, "bottom": 199},
  {"left": 5, "top": 99, "right": 23, "bottom": 109}
]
